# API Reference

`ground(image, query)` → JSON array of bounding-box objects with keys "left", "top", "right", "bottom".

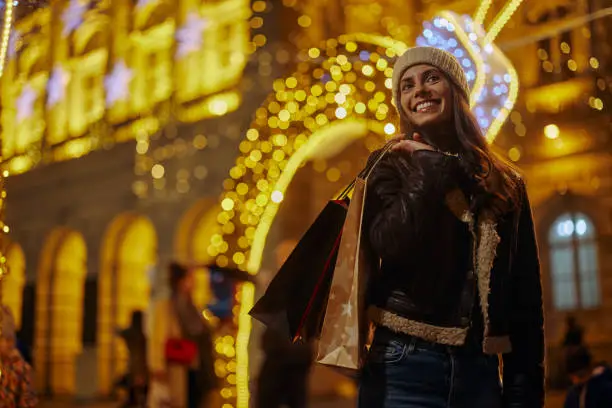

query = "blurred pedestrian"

[
  {"left": 255, "top": 239, "right": 313, "bottom": 408},
  {"left": 563, "top": 315, "right": 584, "bottom": 348},
  {"left": 0, "top": 305, "right": 37, "bottom": 407},
  {"left": 255, "top": 327, "right": 312, "bottom": 408},
  {"left": 564, "top": 346, "right": 612, "bottom": 408},
  {"left": 563, "top": 315, "right": 585, "bottom": 380},
  {"left": 118, "top": 310, "right": 148, "bottom": 407},
  {"left": 148, "top": 262, "right": 217, "bottom": 408}
]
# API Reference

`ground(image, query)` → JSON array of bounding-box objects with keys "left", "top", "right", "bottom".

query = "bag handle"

[{"left": 336, "top": 139, "right": 397, "bottom": 200}]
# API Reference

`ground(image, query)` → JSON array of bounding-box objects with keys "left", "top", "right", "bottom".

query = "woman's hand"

[{"left": 391, "top": 133, "right": 435, "bottom": 154}]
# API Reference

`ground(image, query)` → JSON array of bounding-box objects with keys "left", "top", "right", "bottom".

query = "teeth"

[{"left": 415, "top": 101, "right": 436, "bottom": 112}]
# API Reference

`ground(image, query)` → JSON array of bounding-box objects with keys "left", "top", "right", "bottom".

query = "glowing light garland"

[
  {"left": 0, "top": 0, "right": 15, "bottom": 381},
  {"left": 485, "top": 0, "right": 525, "bottom": 44},
  {"left": 0, "top": 0, "right": 14, "bottom": 78},
  {"left": 474, "top": 0, "right": 493, "bottom": 26}
]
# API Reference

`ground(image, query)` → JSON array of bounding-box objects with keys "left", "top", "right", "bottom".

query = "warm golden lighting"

[
  {"left": 151, "top": 164, "right": 165, "bottom": 179},
  {"left": 98, "top": 215, "right": 156, "bottom": 393},
  {"left": 508, "top": 146, "right": 521, "bottom": 162},
  {"left": 35, "top": 229, "right": 87, "bottom": 394},
  {"left": 270, "top": 190, "right": 284, "bottom": 203},
  {"left": 525, "top": 79, "right": 592, "bottom": 113},
  {"left": 544, "top": 124, "right": 560, "bottom": 140},
  {"left": 484, "top": 0, "right": 524, "bottom": 43},
  {"left": 473, "top": 0, "right": 493, "bottom": 25},
  {"left": 2, "top": 0, "right": 251, "bottom": 175},
  {"left": 384, "top": 123, "right": 396, "bottom": 135},
  {"left": 0, "top": 0, "right": 14, "bottom": 78},
  {"left": 221, "top": 198, "right": 236, "bottom": 211}
]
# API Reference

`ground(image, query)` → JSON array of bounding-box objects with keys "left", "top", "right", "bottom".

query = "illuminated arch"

[
  {"left": 4, "top": 241, "right": 26, "bottom": 329},
  {"left": 98, "top": 213, "right": 157, "bottom": 395},
  {"left": 175, "top": 199, "right": 221, "bottom": 310},
  {"left": 35, "top": 228, "right": 87, "bottom": 395}
]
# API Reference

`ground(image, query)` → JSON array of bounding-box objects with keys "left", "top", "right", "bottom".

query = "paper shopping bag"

[{"left": 316, "top": 145, "right": 392, "bottom": 372}]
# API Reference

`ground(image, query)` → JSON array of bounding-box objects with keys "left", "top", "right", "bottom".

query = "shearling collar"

[{"left": 445, "top": 188, "right": 511, "bottom": 354}]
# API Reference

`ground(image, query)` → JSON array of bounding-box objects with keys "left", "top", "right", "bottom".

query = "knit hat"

[
  {"left": 392, "top": 46, "right": 471, "bottom": 108},
  {"left": 1, "top": 305, "right": 16, "bottom": 341}
]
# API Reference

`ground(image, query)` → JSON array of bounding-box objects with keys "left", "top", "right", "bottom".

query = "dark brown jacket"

[{"left": 364, "top": 149, "right": 545, "bottom": 408}]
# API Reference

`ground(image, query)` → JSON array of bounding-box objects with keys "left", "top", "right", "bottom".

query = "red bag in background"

[{"left": 165, "top": 338, "right": 197, "bottom": 365}]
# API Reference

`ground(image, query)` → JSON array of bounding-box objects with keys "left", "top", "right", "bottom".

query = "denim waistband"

[{"left": 373, "top": 325, "right": 482, "bottom": 356}]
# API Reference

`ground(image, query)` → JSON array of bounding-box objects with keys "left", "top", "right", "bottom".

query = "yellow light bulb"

[
  {"left": 151, "top": 164, "right": 165, "bottom": 179},
  {"left": 508, "top": 146, "right": 521, "bottom": 162},
  {"left": 271, "top": 191, "right": 284, "bottom": 203},
  {"left": 221, "top": 198, "right": 235, "bottom": 211},
  {"left": 544, "top": 124, "right": 560, "bottom": 140}
]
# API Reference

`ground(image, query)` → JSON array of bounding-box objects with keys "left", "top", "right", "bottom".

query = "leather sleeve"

[
  {"left": 502, "top": 181, "right": 545, "bottom": 408},
  {"left": 364, "top": 149, "right": 460, "bottom": 263}
]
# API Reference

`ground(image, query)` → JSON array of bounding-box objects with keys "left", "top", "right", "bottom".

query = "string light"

[
  {"left": 0, "top": 0, "right": 16, "bottom": 379},
  {"left": 0, "top": 0, "right": 14, "bottom": 78},
  {"left": 544, "top": 124, "right": 560, "bottom": 140},
  {"left": 484, "top": 0, "right": 524, "bottom": 44},
  {"left": 473, "top": 0, "right": 493, "bottom": 26}
]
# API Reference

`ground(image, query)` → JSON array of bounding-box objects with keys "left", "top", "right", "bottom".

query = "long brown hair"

[{"left": 397, "top": 82, "right": 520, "bottom": 216}]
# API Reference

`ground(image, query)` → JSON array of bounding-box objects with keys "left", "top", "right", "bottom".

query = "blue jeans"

[{"left": 359, "top": 328, "right": 502, "bottom": 408}]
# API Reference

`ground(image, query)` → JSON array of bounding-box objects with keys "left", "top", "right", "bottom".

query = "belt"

[{"left": 368, "top": 306, "right": 469, "bottom": 347}]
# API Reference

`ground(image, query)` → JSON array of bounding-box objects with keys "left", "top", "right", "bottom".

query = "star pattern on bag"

[{"left": 341, "top": 302, "right": 352, "bottom": 318}]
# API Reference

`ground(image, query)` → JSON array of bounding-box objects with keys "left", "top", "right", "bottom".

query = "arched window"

[{"left": 549, "top": 212, "right": 600, "bottom": 310}]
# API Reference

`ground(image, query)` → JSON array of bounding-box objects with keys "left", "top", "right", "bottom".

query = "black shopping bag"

[{"left": 249, "top": 197, "right": 349, "bottom": 342}]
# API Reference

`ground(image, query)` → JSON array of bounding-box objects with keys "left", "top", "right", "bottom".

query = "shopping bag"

[
  {"left": 249, "top": 197, "right": 348, "bottom": 342},
  {"left": 250, "top": 141, "right": 395, "bottom": 342},
  {"left": 316, "top": 147, "right": 391, "bottom": 372}
]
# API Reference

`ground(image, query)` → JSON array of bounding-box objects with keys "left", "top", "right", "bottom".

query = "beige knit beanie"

[{"left": 392, "top": 46, "right": 471, "bottom": 109}]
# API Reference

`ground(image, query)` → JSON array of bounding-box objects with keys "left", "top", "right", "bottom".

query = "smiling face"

[{"left": 399, "top": 64, "right": 453, "bottom": 131}]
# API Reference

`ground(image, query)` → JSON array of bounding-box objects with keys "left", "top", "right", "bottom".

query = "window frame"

[{"left": 548, "top": 211, "right": 601, "bottom": 311}]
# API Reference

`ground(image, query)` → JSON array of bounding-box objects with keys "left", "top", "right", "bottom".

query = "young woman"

[{"left": 358, "top": 47, "right": 545, "bottom": 407}]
